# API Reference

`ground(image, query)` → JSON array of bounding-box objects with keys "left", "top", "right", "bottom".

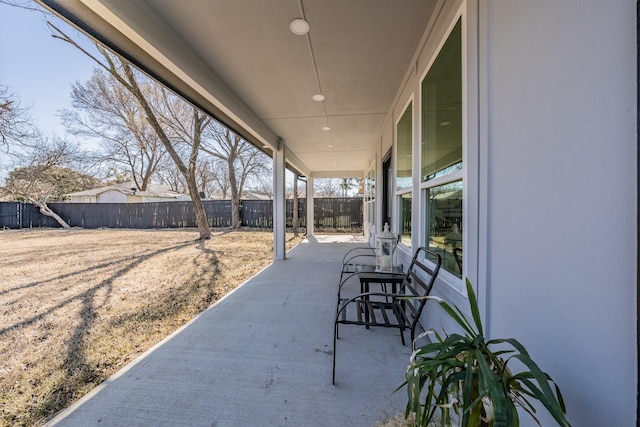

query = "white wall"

[
  {"left": 69, "top": 196, "right": 97, "bottom": 203},
  {"left": 98, "top": 190, "right": 127, "bottom": 203},
  {"left": 481, "top": 1, "right": 636, "bottom": 425}
]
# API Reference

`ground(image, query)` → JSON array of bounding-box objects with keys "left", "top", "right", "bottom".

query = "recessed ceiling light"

[
  {"left": 328, "top": 144, "right": 334, "bottom": 148},
  {"left": 312, "top": 94, "right": 325, "bottom": 102},
  {"left": 322, "top": 126, "right": 331, "bottom": 131},
  {"left": 290, "top": 18, "right": 310, "bottom": 35}
]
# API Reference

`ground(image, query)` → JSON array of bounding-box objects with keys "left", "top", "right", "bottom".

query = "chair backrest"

[{"left": 402, "top": 247, "right": 442, "bottom": 338}]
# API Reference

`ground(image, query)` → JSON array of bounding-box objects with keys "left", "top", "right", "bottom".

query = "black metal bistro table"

[
  {"left": 357, "top": 271, "right": 405, "bottom": 327},
  {"left": 357, "top": 271, "right": 405, "bottom": 294}
]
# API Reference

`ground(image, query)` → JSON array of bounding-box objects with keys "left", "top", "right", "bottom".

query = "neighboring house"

[
  {"left": 240, "top": 191, "right": 272, "bottom": 200},
  {"left": 65, "top": 182, "right": 191, "bottom": 203},
  {"left": 41, "top": 1, "right": 637, "bottom": 426}
]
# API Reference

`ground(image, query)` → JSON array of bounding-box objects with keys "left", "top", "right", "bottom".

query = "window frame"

[
  {"left": 419, "top": 12, "right": 467, "bottom": 291},
  {"left": 364, "top": 158, "right": 376, "bottom": 235},
  {"left": 394, "top": 97, "right": 414, "bottom": 251}
]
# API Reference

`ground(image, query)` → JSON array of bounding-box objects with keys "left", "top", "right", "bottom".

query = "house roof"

[
  {"left": 65, "top": 181, "right": 188, "bottom": 199},
  {"left": 38, "top": 0, "right": 438, "bottom": 178},
  {"left": 241, "top": 192, "right": 272, "bottom": 201}
]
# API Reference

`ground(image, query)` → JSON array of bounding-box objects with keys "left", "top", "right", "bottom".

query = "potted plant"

[{"left": 399, "top": 279, "right": 571, "bottom": 427}]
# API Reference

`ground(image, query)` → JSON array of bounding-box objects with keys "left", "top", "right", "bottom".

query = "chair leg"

[{"left": 332, "top": 320, "right": 338, "bottom": 385}]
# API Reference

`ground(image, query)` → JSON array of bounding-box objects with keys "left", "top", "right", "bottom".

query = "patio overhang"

[{"left": 37, "top": 0, "right": 437, "bottom": 179}]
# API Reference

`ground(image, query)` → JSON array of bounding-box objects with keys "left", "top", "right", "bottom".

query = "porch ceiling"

[{"left": 39, "top": 0, "right": 437, "bottom": 177}]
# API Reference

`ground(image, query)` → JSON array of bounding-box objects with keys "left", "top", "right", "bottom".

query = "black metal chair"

[
  {"left": 339, "top": 247, "right": 375, "bottom": 282},
  {"left": 332, "top": 246, "right": 441, "bottom": 384},
  {"left": 337, "top": 247, "right": 376, "bottom": 304},
  {"left": 341, "top": 246, "right": 375, "bottom": 266}
]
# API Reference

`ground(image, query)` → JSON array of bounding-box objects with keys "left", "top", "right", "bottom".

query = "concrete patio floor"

[{"left": 47, "top": 235, "right": 414, "bottom": 427}]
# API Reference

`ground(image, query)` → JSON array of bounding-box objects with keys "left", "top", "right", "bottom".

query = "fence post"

[{"left": 293, "top": 174, "right": 299, "bottom": 237}]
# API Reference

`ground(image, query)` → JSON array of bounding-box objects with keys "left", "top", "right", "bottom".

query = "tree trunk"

[
  {"left": 188, "top": 110, "right": 212, "bottom": 239},
  {"left": 186, "top": 172, "right": 210, "bottom": 238},
  {"left": 122, "top": 62, "right": 211, "bottom": 239},
  {"left": 32, "top": 199, "right": 70, "bottom": 228},
  {"left": 228, "top": 158, "right": 240, "bottom": 229}
]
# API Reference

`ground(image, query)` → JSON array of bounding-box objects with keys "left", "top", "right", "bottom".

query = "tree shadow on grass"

[
  {"left": 10, "top": 240, "right": 206, "bottom": 425},
  {"left": 109, "top": 240, "right": 221, "bottom": 326},
  {"left": 0, "top": 251, "right": 166, "bottom": 299},
  {"left": 0, "top": 242, "right": 195, "bottom": 338}
]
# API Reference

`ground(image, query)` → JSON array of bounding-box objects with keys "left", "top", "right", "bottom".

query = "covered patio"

[
  {"left": 37, "top": 1, "right": 637, "bottom": 425},
  {"left": 47, "top": 236, "right": 412, "bottom": 426}
]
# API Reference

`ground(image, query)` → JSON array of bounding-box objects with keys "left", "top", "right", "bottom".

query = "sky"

[{"left": 0, "top": 2, "right": 97, "bottom": 139}]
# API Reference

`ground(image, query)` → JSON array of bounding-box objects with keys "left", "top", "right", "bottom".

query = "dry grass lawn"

[{"left": 0, "top": 228, "right": 302, "bottom": 426}]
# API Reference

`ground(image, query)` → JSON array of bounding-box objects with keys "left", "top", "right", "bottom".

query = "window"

[
  {"left": 425, "top": 181, "right": 462, "bottom": 277},
  {"left": 396, "top": 102, "right": 413, "bottom": 191},
  {"left": 365, "top": 161, "right": 376, "bottom": 227},
  {"left": 396, "top": 101, "right": 413, "bottom": 248},
  {"left": 421, "top": 18, "right": 463, "bottom": 277},
  {"left": 366, "top": 162, "right": 376, "bottom": 201},
  {"left": 399, "top": 193, "right": 412, "bottom": 247}
]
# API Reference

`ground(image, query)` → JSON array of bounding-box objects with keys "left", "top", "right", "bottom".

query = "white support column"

[
  {"left": 306, "top": 175, "right": 314, "bottom": 237},
  {"left": 273, "top": 142, "right": 286, "bottom": 260}
]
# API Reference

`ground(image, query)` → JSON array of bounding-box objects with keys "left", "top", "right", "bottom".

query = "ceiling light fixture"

[
  {"left": 312, "top": 94, "right": 325, "bottom": 102},
  {"left": 322, "top": 126, "right": 331, "bottom": 131},
  {"left": 290, "top": 18, "right": 310, "bottom": 35}
]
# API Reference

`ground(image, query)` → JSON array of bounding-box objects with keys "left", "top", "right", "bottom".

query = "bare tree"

[
  {"left": 0, "top": 83, "right": 89, "bottom": 227},
  {"left": 200, "top": 157, "right": 230, "bottom": 198},
  {"left": 62, "top": 70, "right": 172, "bottom": 191},
  {"left": 51, "top": 23, "right": 212, "bottom": 239},
  {"left": 159, "top": 156, "right": 233, "bottom": 199},
  {"left": 0, "top": 85, "right": 37, "bottom": 148},
  {"left": 0, "top": 0, "right": 44, "bottom": 12},
  {"left": 202, "top": 122, "right": 269, "bottom": 228},
  {"left": 314, "top": 178, "right": 342, "bottom": 197},
  {"left": 247, "top": 174, "right": 274, "bottom": 199},
  {"left": 0, "top": 137, "right": 91, "bottom": 227},
  {"left": 51, "top": 22, "right": 269, "bottom": 233}
]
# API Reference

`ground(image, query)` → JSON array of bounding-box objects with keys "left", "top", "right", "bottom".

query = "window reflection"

[
  {"left": 399, "top": 193, "right": 412, "bottom": 247},
  {"left": 421, "top": 19, "right": 462, "bottom": 182},
  {"left": 396, "top": 103, "right": 413, "bottom": 191},
  {"left": 426, "top": 181, "right": 462, "bottom": 277}
]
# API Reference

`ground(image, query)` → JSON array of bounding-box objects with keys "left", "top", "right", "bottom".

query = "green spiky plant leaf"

[{"left": 398, "top": 279, "right": 571, "bottom": 427}]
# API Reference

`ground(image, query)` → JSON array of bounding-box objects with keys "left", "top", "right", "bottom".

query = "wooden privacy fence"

[{"left": 0, "top": 198, "right": 363, "bottom": 231}]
